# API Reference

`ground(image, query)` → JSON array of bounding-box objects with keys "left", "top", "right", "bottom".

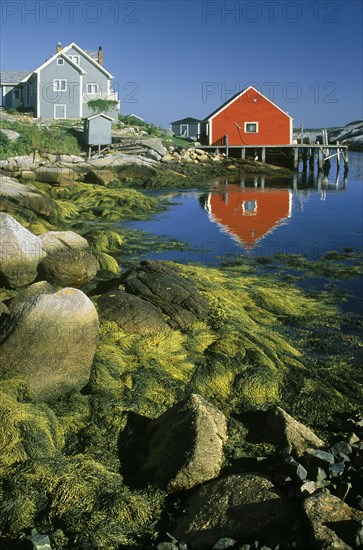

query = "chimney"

[
  {"left": 56, "top": 42, "right": 62, "bottom": 53},
  {"left": 98, "top": 46, "right": 103, "bottom": 66}
]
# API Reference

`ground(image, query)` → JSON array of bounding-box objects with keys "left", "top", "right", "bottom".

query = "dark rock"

[
  {"left": 0, "top": 288, "right": 99, "bottom": 400},
  {"left": 305, "top": 448, "right": 335, "bottom": 469},
  {"left": 0, "top": 213, "right": 46, "bottom": 288},
  {"left": 173, "top": 473, "right": 299, "bottom": 550},
  {"left": 39, "top": 231, "right": 98, "bottom": 286},
  {"left": 264, "top": 406, "right": 324, "bottom": 457},
  {"left": 141, "top": 394, "right": 227, "bottom": 493},
  {"left": 303, "top": 492, "right": 363, "bottom": 549},
  {"left": 122, "top": 260, "right": 209, "bottom": 330},
  {"left": 283, "top": 455, "right": 307, "bottom": 480},
  {"left": 98, "top": 288, "right": 169, "bottom": 335}
]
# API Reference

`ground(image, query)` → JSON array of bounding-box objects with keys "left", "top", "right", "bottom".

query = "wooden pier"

[{"left": 199, "top": 137, "right": 349, "bottom": 173}]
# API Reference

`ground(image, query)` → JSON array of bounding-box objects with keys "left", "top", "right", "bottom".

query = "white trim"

[
  {"left": 79, "top": 74, "right": 83, "bottom": 118},
  {"left": 207, "top": 85, "right": 293, "bottom": 122},
  {"left": 54, "top": 104, "right": 66, "bottom": 119},
  {"left": 32, "top": 52, "right": 85, "bottom": 78},
  {"left": 289, "top": 117, "right": 293, "bottom": 144},
  {"left": 84, "top": 113, "right": 114, "bottom": 121},
  {"left": 68, "top": 54, "right": 80, "bottom": 65},
  {"left": 36, "top": 74, "right": 40, "bottom": 118},
  {"left": 61, "top": 43, "right": 114, "bottom": 78},
  {"left": 180, "top": 124, "right": 189, "bottom": 137},
  {"left": 244, "top": 121, "right": 259, "bottom": 133}
]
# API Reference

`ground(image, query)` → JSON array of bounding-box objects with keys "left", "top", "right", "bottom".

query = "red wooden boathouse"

[{"left": 201, "top": 85, "right": 293, "bottom": 146}]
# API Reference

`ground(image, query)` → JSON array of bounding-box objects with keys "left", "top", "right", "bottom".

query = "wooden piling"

[
  {"left": 294, "top": 147, "right": 299, "bottom": 170},
  {"left": 261, "top": 147, "right": 266, "bottom": 163}
]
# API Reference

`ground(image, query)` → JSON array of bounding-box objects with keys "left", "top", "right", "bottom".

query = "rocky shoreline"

[{"left": 0, "top": 144, "right": 362, "bottom": 549}]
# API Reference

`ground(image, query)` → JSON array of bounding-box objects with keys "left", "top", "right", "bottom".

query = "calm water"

[{"left": 125, "top": 151, "right": 363, "bottom": 265}]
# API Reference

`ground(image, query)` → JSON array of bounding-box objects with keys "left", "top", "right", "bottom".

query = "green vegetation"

[
  {"left": 0, "top": 119, "right": 81, "bottom": 159},
  {"left": 87, "top": 99, "right": 118, "bottom": 115}
]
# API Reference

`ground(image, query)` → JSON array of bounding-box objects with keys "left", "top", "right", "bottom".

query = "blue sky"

[{"left": 1, "top": 0, "right": 362, "bottom": 127}]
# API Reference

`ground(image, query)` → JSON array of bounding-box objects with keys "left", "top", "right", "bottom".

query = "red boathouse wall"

[{"left": 209, "top": 87, "right": 292, "bottom": 146}]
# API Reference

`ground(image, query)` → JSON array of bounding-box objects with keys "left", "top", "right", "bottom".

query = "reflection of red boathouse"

[{"left": 205, "top": 185, "right": 292, "bottom": 248}]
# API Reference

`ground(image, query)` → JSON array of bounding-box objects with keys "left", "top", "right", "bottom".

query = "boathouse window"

[
  {"left": 13, "top": 90, "right": 20, "bottom": 99},
  {"left": 242, "top": 200, "right": 257, "bottom": 214},
  {"left": 87, "top": 83, "right": 99, "bottom": 94},
  {"left": 57, "top": 58, "right": 64, "bottom": 66},
  {"left": 180, "top": 124, "right": 188, "bottom": 137},
  {"left": 53, "top": 79, "right": 67, "bottom": 92},
  {"left": 245, "top": 122, "right": 258, "bottom": 133}
]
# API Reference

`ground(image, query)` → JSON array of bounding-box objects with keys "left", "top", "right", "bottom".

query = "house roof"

[
  {"left": 170, "top": 117, "right": 202, "bottom": 125},
  {"left": 204, "top": 85, "right": 292, "bottom": 121},
  {"left": 0, "top": 70, "right": 31, "bottom": 85},
  {"left": 62, "top": 43, "right": 113, "bottom": 78},
  {"left": 85, "top": 50, "right": 98, "bottom": 62}
]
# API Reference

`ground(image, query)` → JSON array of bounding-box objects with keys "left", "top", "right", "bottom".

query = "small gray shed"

[
  {"left": 83, "top": 113, "right": 113, "bottom": 146},
  {"left": 170, "top": 117, "right": 202, "bottom": 140}
]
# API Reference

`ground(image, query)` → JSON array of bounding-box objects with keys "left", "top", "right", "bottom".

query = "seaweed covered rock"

[
  {"left": 265, "top": 406, "right": 325, "bottom": 457},
  {"left": 140, "top": 394, "right": 227, "bottom": 493},
  {"left": 0, "top": 288, "right": 99, "bottom": 400},
  {"left": 303, "top": 492, "right": 363, "bottom": 549},
  {"left": 39, "top": 231, "right": 98, "bottom": 286},
  {"left": 173, "top": 473, "right": 299, "bottom": 549},
  {"left": 0, "top": 176, "right": 56, "bottom": 217},
  {"left": 122, "top": 260, "right": 209, "bottom": 330},
  {"left": 0, "top": 213, "right": 46, "bottom": 288},
  {"left": 35, "top": 166, "right": 78, "bottom": 186},
  {"left": 98, "top": 288, "right": 169, "bottom": 335}
]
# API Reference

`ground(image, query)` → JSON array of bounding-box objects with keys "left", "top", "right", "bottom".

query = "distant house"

[
  {"left": 0, "top": 42, "right": 120, "bottom": 120},
  {"left": 170, "top": 117, "right": 202, "bottom": 140},
  {"left": 200, "top": 86, "right": 293, "bottom": 146}
]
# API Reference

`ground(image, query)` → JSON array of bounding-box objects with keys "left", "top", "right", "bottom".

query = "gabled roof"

[
  {"left": 84, "top": 113, "right": 114, "bottom": 121},
  {"left": 204, "top": 85, "right": 292, "bottom": 121},
  {"left": 170, "top": 117, "right": 202, "bottom": 125},
  {"left": 61, "top": 43, "right": 113, "bottom": 78},
  {"left": 0, "top": 70, "right": 31, "bottom": 85}
]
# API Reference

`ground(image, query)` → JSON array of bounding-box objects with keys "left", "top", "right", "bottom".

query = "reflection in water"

[
  {"left": 201, "top": 185, "right": 292, "bottom": 248},
  {"left": 199, "top": 170, "right": 348, "bottom": 249}
]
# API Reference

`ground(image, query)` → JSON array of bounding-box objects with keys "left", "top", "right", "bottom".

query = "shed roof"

[
  {"left": 83, "top": 113, "right": 114, "bottom": 121},
  {"left": 0, "top": 70, "right": 31, "bottom": 85},
  {"left": 170, "top": 117, "right": 202, "bottom": 125}
]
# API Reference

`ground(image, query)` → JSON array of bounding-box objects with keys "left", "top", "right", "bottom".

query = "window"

[
  {"left": 13, "top": 90, "right": 20, "bottom": 99},
  {"left": 245, "top": 122, "right": 258, "bottom": 133},
  {"left": 57, "top": 58, "right": 64, "bottom": 65},
  {"left": 53, "top": 79, "right": 67, "bottom": 92},
  {"left": 68, "top": 55, "right": 80, "bottom": 65},
  {"left": 87, "top": 83, "right": 98, "bottom": 94},
  {"left": 242, "top": 200, "right": 257, "bottom": 215}
]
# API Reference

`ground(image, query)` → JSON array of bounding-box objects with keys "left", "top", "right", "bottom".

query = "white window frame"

[
  {"left": 242, "top": 199, "right": 258, "bottom": 215},
  {"left": 244, "top": 122, "right": 259, "bottom": 133},
  {"left": 53, "top": 79, "right": 67, "bottom": 92},
  {"left": 54, "top": 104, "right": 66, "bottom": 119},
  {"left": 87, "top": 83, "right": 99, "bottom": 95},
  {"left": 57, "top": 58, "right": 64, "bottom": 66},
  {"left": 68, "top": 55, "right": 80, "bottom": 65}
]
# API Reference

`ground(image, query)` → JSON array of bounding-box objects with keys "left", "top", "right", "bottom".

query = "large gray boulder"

[
  {"left": 141, "top": 394, "right": 227, "bottom": 493},
  {"left": 0, "top": 213, "right": 46, "bottom": 288},
  {"left": 0, "top": 288, "right": 99, "bottom": 400},
  {"left": 35, "top": 166, "right": 78, "bottom": 186},
  {"left": 0, "top": 176, "right": 56, "bottom": 217},
  {"left": 139, "top": 137, "right": 168, "bottom": 157},
  {"left": 8, "top": 280, "right": 55, "bottom": 311},
  {"left": 173, "top": 473, "right": 298, "bottom": 549},
  {"left": 122, "top": 261, "right": 209, "bottom": 330},
  {"left": 303, "top": 492, "right": 363, "bottom": 549},
  {"left": 98, "top": 288, "right": 169, "bottom": 335},
  {"left": 39, "top": 231, "right": 98, "bottom": 286},
  {"left": 265, "top": 406, "right": 324, "bottom": 457}
]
